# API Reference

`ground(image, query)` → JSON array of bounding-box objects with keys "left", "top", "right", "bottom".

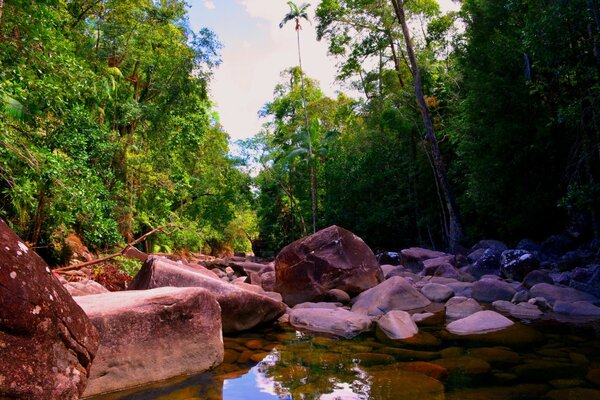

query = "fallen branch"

[{"left": 54, "top": 223, "right": 182, "bottom": 273}]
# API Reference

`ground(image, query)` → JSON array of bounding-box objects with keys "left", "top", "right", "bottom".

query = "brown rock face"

[
  {"left": 274, "top": 225, "right": 383, "bottom": 306},
  {"left": 75, "top": 287, "right": 224, "bottom": 397},
  {"left": 0, "top": 219, "right": 99, "bottom": 399},
  {"left": 129, "top": 256, "right": 286, "bottom": 333}
]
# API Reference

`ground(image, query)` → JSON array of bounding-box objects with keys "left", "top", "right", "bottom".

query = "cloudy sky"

[{"left": 188, "top": 0, "right": 457, "bottom": 141}]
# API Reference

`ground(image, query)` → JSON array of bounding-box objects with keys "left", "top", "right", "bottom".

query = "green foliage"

[{"left": 0, "top": 0, "right": 254, "bottom": 262}]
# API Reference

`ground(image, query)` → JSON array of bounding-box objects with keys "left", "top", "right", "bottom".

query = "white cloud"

[{"left": 203, "top": 0, "right": 216, "bottom": 10}]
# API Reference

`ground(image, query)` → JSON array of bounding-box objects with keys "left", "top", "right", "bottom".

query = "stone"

[
  {"left": 442, "top": 323, "right": 542, "bottom": 348},
  {"left": 293, "top": 301, "right": 341, "bottom": 309},
  {"left": 75, "top": 287, "right": 223, "bottom": 397},
  {"left": 587, "top": 369, "right": 600, "bottom": 386},
  {"left": 288, "top": 307, "right": 372, "bottom": 339},
  {"left": 446, "top": 281, "right": 473, "bottom": 297},
  {"left": 469, "top": 248, "right": 502, "bottom": 279},
  {"left": 529, "top": 283, "right": 599, "bottom": 305},
  {"left": 445, "top": 384, "right": 549, "bottom": 400},
  {"left": 400, "top": 247, "right": 450, "bottom": 273},
  {"left": 500, "top": 250, "right": 539, "bottom": 281},
  {"left": 423, "top": 255, "right": 456, "bottom": 270},
  {"left": 553, "top": 301, "right": 600, "bottom": 317},
  {"left": 384, "top": 265, "right": 408, "bottom": 279},
  {"left": 421, "top": 283, "right": 454, "bottom": 302},
  {"left": 446, "top": 310, "right": 514, "bottom": 335},
  {"left": 467, "top": 247, "right": 487, "bottom": 263},
  {"left": 445, "top": 296, "right": 483, "bottom": 320},
  {"left": 545, "top": 388, "right": 600, "bottom": 400},
  {"left": 274, "top": 225, "right": 383, "bottom": 306},
  {"left": 523, "top": 270, "right": 554, "bottom": 288},
  {"left": 512, "top": 290, "right": 530, "bottom": 303},
  {"left": 569, "top": 265, "right": 600, "bottom": 298},
  {"left": 63, "top": 279, "right": 109, "bottom": 297},
  {"left": 351, "top": 276, "right": 431, "bottom": 316},
  {"left": 380, "top": 264, "right": 398, "bottom": 278},
  {"left": 260, "top": 270, "right": 276, "bottom": 292},
  {"left": 393, "top": 362, "right": 448, "bottom": 380},
  {"left": 432, "top": 356, "right": 491, "bottom": 378},
  {"left": 433, "top": 263, "right": 462, "bottom": 280},
  {"left": 367, "top": 369, "right": 445, "bottom": 400},
  {"left": 472, "top": 278, "right": 516, "bottom": 303},
  {"left": 512, "top": 360, "right": 586, "bottom": 381},
  {"left": 376, "top": 310, "right": 419, "bottom": 340},
  {"left": 0, "top": 219, "right": 99, "bottom": 399},
  {"left": 321, "top": 288, "right": 351, "bottom": 304},
  {"left": 492, "top": 300, "right": 543, "bottom": 320},
  {"left": 129, "top": 256, "right": 286, "bottom": 332},
  {"left": 354, "top": 353, "right": 396, "bottom": 366},
  {"left": 385, "top": 348, "right": 441, "bottom": 361},
  {"left": 467, "top": 347, "right": 521, "bottom": 366}
]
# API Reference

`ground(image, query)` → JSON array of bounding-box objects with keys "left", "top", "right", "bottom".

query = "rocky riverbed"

[{"left": 2, "top": 221, "right": 600, "bottom": 399}]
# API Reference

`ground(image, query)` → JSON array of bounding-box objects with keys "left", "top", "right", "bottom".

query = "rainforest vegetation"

[{"left": 1, "top": 0, "right": 599, "bottom": 264}]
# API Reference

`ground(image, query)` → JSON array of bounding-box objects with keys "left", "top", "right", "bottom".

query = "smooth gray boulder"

[
  {"left": 76, "top": 287, "right": 223, "bottom": 397},
  {"left": 492, "top": 300, "right": 543, "bottom": 319},
  {"left": 351, "top": 276, "right": 431, "bottom": 316},
  {"left": 472, "top": 278, "right": 517, "bottom": 303},
  {"left": 446, "top": 310, "right": 514, "bottom": 335},
  {"left": 421, "top": 283, "right": 454, "bottom": 302},
  {"left": 376, "top": 310, "right": 419, "bottom": 339},
  {"left": 288, "top": 307, "right": 372, "bottom": 339},
  {"left": 530, "top": 283, "right": 599, "bottom": 305},
  {"left": 553, "top": 301, "right": 600, "bottom": 317}
]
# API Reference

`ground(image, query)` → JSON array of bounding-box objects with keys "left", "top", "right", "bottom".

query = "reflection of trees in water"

[{"left": 257, "top": 340, "right": 371, "bottom": 399}]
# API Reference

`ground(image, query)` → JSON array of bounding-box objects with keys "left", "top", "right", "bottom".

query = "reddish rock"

[
  {"left": 129, "top": 256, "right": 286, "bottom": 332},
  {"left": 0, "top": 219, "right": 99, "bottom": 399},
  {"left": 75, "top": 287, "right": 223, "bottom": 397},
  {"left": 274, "top": 225, "right": 383, "bottom": 306},
  {"left": 63, "top": 279, "right": 109, "bottom": 297}
]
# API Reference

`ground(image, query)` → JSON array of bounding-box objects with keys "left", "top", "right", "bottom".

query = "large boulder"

[
  {"left": 351, "top": 276, "right": 431, "bottom": 316},
  {"left": 129, "top": 256, "right": 286, "bottom": 332},
  {"left": 530, "top": 283, "right": 599, "bottom": 305},
  {"left": 468, "top": 248, "right": 502, "bottom": 279},
  {"left": 274, "top": 225, "right": 383, "bottom": 306},
  {"left": 288, "top": 306, "right": 372, "bottom": 339},
  {"left": 472, "top": 278, "right": 517, "bottom": 303},
  {"left": 0, "top": 219, "right": 99, "bottom": 399},
  {"left": 500, "top": 250, "right": 539, "bottom": 281},
  {"left": 75, "top": 287, "right": 223, "bottom": 397}
]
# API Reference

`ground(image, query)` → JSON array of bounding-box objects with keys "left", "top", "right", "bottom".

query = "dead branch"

[{"left": 54, "top": 223, "right": 182, "bottom": 273}]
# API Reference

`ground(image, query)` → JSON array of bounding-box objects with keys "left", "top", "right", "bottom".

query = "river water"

[{"left": 90, "top": 315, "right": 600, "bottom": 400}]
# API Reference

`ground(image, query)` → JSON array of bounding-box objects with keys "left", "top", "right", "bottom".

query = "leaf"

[
  {"left": 106, "top": 67, "right": 124, "bottom": 79},
  {"left": 2, "top": 94, "right": 25, "bottom": 120}
]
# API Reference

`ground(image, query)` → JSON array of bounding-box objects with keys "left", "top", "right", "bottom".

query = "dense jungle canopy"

[{"left": 1, "top": 0, "right": 599, "bottom": 265}]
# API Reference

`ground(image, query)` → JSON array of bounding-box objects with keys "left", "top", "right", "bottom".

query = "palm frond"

[{"left": 2, "top": 94, "right": 25, "bottom": 120}]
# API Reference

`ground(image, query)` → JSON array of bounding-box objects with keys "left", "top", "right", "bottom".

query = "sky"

[{"left": 188, "top": 0, "right": 458, "bottom": 141}]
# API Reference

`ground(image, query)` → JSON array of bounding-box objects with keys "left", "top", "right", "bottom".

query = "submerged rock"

[
  {"left": 367, "top": 368, "right": 445, "bottom": 400},
  {"left": 274, "top": 225, "right": 383, "bottom": 306},
  {"left": 351, "top": 276, "right": 431, "bottom": 316},
  {"left": 0, "top": 219, "right": 99, "bottom": 399},
  {"left": 75, "top": 287, "right": 224, "bottom": 397},
  {"left": 446, "top": 310, "right": 514, "bottom": 335},
  {"left": 288, "top": 307, "right": 372, "bottom": 339},
  {"left": 129, "top": 256, "right": 286, "bottom": 332}
]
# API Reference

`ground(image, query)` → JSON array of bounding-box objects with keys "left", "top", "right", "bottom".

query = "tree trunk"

[
  {"left": 296, "top": 25, "right": 317, "bottom": 234},
  {"left": 0, "top": 0, "right": 4, "bottom": 27},
  {"left": 390, "top": 0, "right": 464, "bottom": 249}
]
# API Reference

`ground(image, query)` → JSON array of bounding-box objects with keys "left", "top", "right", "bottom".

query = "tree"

[
  {"left": 280, "top": 1, "right": 318, "bottom": 234},
  {"left": 390, "top": 0, "right": 463, "bottom": 249}
]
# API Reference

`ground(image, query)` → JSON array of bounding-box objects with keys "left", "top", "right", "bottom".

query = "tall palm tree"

[{"left": 280, "top": 1, "right": 318, "bottom": 234}]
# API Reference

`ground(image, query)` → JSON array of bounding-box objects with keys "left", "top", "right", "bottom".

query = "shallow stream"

[{"left": 90, "top": 317, "right": 600, "bottom": 400}]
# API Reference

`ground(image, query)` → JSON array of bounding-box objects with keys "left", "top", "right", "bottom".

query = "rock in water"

[
  {"left": 129, "top": 256, "right": 286, "bottom": 333},
  {"left": 75, "top": 287, "right": 224, "bottom": 397},
  {"left": 288, "top": 307, "right": 372, "bottom": 339},
  {"left": 274, "top": 225, "right": 383, "bottom": 306},
  {"left": 377, "top": 310, "right": 419, "bottom": 339},
  {"left": 0, "top": 219, "right": 99, "bottom": 399},
  {"left": 351, "top": 276, "right": 431, "bottom": 316},
  {"left": 447, "top": 310, "right": 514, "bottom": 335}
]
